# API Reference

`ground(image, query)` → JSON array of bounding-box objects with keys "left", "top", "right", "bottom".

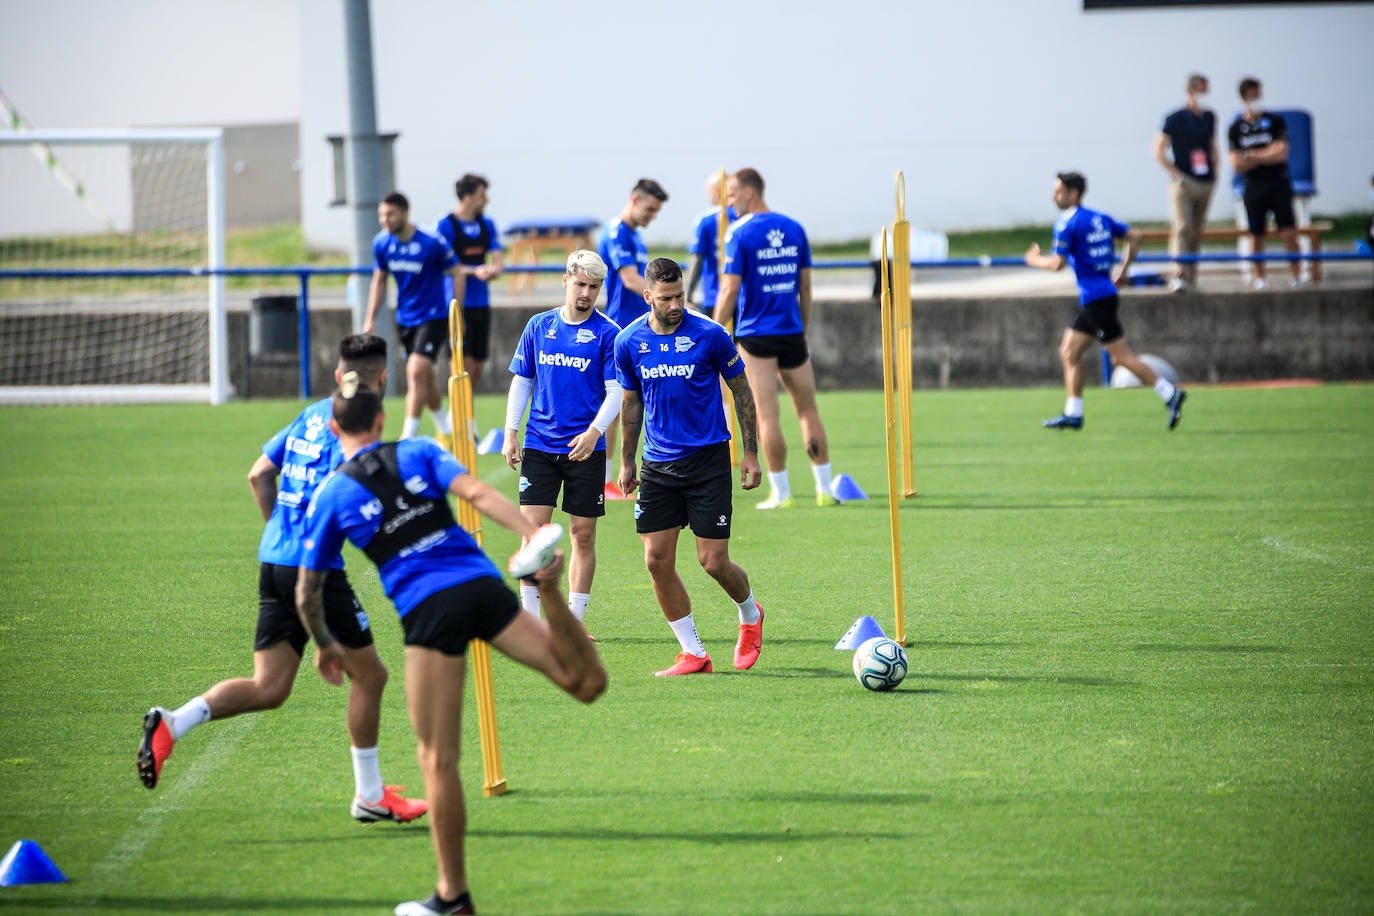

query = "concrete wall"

[{"left": 236, "top": 288, "right": 1374, "bottom": 399}]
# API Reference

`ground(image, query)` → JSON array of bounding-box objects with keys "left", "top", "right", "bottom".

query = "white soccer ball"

[{"left": 852, "top": 636, "right": 908, "bottom": 691}]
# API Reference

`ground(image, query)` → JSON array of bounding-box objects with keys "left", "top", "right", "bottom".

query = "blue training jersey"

[
  {"left": 597, "top": 218, "right": 648, "bottom": 327},
  {"left": 1052, "top": 206, "right": 1128, "bottom": 306},
  {"left": 686, "top": 205, "right": 737, "bottom": 311},
  {"left": 434, "top": 213, "right": 502, "bottom": 308},
  {"left": 258, "top": 397, "right": 345, "bottom": 569},
  {"left": 723, "top": 211, "right": 811, "bottom": 337},
  {"left": 373, "top": 226, "right": 459, "bottom": 327},
  {"left": 613, "top": 311, "right": 745, "bottom": 463},
  {"left": 509, "top": 308, "right": 621, "bottom": 454},
  {"left": 301, "top": 439, "right": 502, "bottom": 616}
]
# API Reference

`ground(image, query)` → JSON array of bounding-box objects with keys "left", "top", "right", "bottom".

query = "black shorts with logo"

[
  {"left": 1071, "top": 295, "right": 1125, "bottom": 344},
  {"left": 398, "top": 318, "right": 450, "bottom": 361},
  {"left": 635, "top": 441, "right": 733, "bottom": 539},
  {"left": 736, "top": 333, "right": 809, "bottom": 370},
  {"left": 400, "top": 576, "right": 521, "bottom": 657},
  {"left": 256, "top": 563, "right": 374, "bottom": 655},
  {"left": 519, "top": 447, "right": 607, "bottom": 517}
]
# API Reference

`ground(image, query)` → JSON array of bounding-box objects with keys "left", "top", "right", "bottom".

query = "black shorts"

[
  {"left": 636, "top": 441, "right": 733, "bottom": 538},
  {"left": 256, "top": 563, "right": 374, "bottom": 655},
  {"left": 736, "top": 333, "right": 809, "bottom": 370},
  {"left": 400, "top": 576, "right": 521, "bottom": 657},
  {"left": 1242, "top": 182, "right": 1296, "bottom": 235},
  {"left": 519, "top": 447, "right": 607, "bottom": 517},
  {"left": 1071, "top": 295, "right": 1125, "bottom": 344},
  {"left": 398, "top": 318, "right": 450, "bottom": 361},
  {"left": 462, "top": 307, "right": 491, "bottom": 362}
]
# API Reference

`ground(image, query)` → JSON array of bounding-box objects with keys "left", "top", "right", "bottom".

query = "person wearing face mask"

[
  {"left": 1227, "top": 76, "right": 1302, "bottom": 290},
  {"left": 1153, "top": 73, "right": 1218, "bottom": 293}
]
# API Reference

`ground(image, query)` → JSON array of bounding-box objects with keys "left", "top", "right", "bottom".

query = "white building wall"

[{"left": 300, "top": 0, "right": 1372, "bottom": 248}]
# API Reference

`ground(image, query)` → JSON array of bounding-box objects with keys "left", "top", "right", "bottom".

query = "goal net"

[{"left": 0, "top": 129, "right": 228, "bottom": 404}]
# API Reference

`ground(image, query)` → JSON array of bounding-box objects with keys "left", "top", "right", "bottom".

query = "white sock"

[
  {"left": 351, "top": 746, "right": 384, "bottom": 802},
  {"left": 520, "top": 584, "right": 541, "bottom": 617},
  {"left": 468, "top": 417, "right": 479, "bottom": 441},
  {"left": 401, "top": 416, "right": 421, "bottom": 439},
  {"left": 169, "top": 696, "right": 211, "bottom": 740},
  {"left": 668, "top": 614, "right": 707, "bottom": 657},
  {"left": 735, "top": 592, "right": 760, "bottom": 625},
  {"left": 1153, "top": 377, "right": 1177, "bottom": 402},
  {"left": 1064, "top": 397, "right": 1083, "bottom": 418},
  {"left": 767, "top": 471, "right": 791, "bottom": 500},
  {"left": 569, "top": 592, "right": 590, "bottom": 623},
  {"left": 810, "top": 463, "right": 833, "bottom": 497},
  {"left": 431, "top": 408, "right": 452, "bottom": 435}
]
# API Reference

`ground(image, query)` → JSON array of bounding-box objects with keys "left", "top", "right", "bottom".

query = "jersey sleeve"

[
  {"left": 434, "top": 215, "right": 457, "bottom": 251},
  {"left": 373, "top": 234, "right": 388, "bottom": 272},
  {"left": 1268, "top": 113, "right": 1289, "bottom": 143},
  {"left": 713, "top": 324, "right": 746, "bottom": 381},
  {"left": 262, "top": 422, "right": 292, "bottom": 466},
  {"left": 426, "top": 439, "right": 467, "bottom": 492},
  {"left": 1226, "top": 121, "right": 1242, "bottom": 151},
  {"left": 1111, "top": 215, "right": 1130, "bottom": 238},
  {"left": 485, "top": 217, "right": 503, "bottom": 252},
  {"left": 600, "top": 319, "right": 619, "bottom": 383},
  {"left": 723, "top": 225, "right": 743, "bottom": 277},
  {"left": 797, "top": 223, "right": 812, "bottom": 269},
  {"left": 1052, "top": 219, "right": 1072, "bottom": 258},
  {"left": 438, "top": 236, "right": 460, "bottom": 271},
  {"left": 687, "top": 215, "right": 708, "bottom": 256},
  {"left": 509, "top": 316, "right": 538, "bottom": 378},
  {"left": 614, "top": 333, "right": 640, "bottom": 392},
  {"left": 300, "top": 476, "right": 349, "bottom": 571},
  {"left": 606, "top": 224, "right": 637, "bottom": 271}
]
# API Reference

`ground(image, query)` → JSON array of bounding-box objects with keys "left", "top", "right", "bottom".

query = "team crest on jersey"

[
  {"left": 408, "top": 242, "right": 420, "bottom": 255},
  {"left": 767, "top": 228, "right": 786, "bottom": 248},
  {"left": 674, "top": 336, "right": 694, "bottom": 353},
  {"left": 575, "top": 328, "right": 596, "bottom": 344},
  {"left": 305, "top": 413, "right": 326, "bottom": 441}
]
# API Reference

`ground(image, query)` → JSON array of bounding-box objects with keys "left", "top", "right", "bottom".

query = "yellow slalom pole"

[
  {"left": 717, "top": 167, "right": 739, "bottom": 468},
  {"left": 447, "top": 299, "right": 508, "bottom": 797},
  {"left": 878, "top": 232, "right": 907, "bottom": 645},
  {"left": 892, "top": 171, "right": 917, "bottom": 499}
]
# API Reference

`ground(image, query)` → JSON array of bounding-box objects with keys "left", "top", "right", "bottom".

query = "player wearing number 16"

[
  {"left": 614, "top": 258, "right": 767, "bottom": 677},
  {"left": 296, "top": 381, "right": 606, "bottom": 916}
]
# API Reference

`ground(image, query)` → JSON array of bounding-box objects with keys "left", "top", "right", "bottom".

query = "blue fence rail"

[{"left": 3, "top": 250, "right": 1369, "bottom": 398}]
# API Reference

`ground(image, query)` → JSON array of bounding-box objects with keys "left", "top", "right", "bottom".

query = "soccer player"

[
  {"left": 715, "top": 167, "right": 839, "bottom": 509},
  {"left": 297, "top": 380, "right": 606, "bottom": 916},
  {"left": 435, "top": 173, "right": 504, "bottom": 391},
  {"left": 685, "top": 173, "right": 737, "bottom": 318},
  {"left": 596, "top": 178, "right": 668, "bottom": 495},
  {"left": 1025, "top": 171, "right": 1188, "bottom": 431},
  {"left": 137, "top": 334, "right": 426, "bottom": 825},
  {"left": 502, "top": 250, "right": 622, "bottom": 628},
  {"left": 363, "top": 190, "right": 464, "bottom": 446},
  {"left": 614, "top": 257, "right": 766, "bottom": 676}
]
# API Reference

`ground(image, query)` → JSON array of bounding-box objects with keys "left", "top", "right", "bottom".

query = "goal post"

[{"left": 0, "top": 128, "right": 229, "bottom": 405}]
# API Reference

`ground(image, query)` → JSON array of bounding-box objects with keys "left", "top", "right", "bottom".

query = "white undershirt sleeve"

[
  {"left": 505, "top": 375, "right": 533, "bottom": 430},
  {"left": 590, "top": 379, "right": 624, "bottom": 433}
]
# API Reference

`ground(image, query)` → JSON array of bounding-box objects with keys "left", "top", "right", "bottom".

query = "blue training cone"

[
  {"left": 476, "top": 428, "right": 503, "bottom": 455},
  {"left": 835, "top": 615, "right": 886, "bottom": 650},
  {"left": 0, "top": 840, "right": 67, "bottom": 886},
  {"left": 830, "top": 473, "right": 868, "bottom": 502}
]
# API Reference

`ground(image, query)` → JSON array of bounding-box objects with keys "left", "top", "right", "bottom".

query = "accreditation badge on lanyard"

[{"left": 1190, "top": 148, "right": 1209, "bottom": 176}]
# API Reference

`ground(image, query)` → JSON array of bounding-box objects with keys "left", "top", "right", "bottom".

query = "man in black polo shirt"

[
  {"left": 1227, "top": 76, "right": 1302, "bottom": 290},
  {"left": 1153, "top": 73, "right": 1218, "bottom": 293}
]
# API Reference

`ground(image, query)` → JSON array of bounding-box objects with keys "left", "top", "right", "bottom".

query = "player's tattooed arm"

[
  {"left": 294, "top": 567, "right": 334, "bottom": 648},
  {"left": 725, "top": 374, "right": 759, "bottom": 454},
  {"left": 620, "top": 391, "right": 644, "bottom": 466}
]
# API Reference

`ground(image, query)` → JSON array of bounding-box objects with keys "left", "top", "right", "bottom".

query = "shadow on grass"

[
  {"left": 470, "top": 821, "right": 919, "bottom": 843},
  {"left": 0, "top": 894, "right": 397, "bottom": 912},
  {"left": 916, "top": 671, "right": 1134, "bottom": 688},
  {"left": 1133, "top": 643, "right": 1289, "bottom": 653}
]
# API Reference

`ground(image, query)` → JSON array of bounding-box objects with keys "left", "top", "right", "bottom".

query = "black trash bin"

[{"left": 250, "top": 295, "right": 299, "bottom": 356}]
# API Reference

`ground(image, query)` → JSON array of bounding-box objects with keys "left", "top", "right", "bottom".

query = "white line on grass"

[
  {"left": 1262, "top": 535, "right": 1373, "bottom": 572},
  {"left": 78, "top": 715, "right": 258, "bottom": 907}
]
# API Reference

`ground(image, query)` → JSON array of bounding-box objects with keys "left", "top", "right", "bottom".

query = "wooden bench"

[
  {"left": 503, "top": 217, "right": 601, "bottom": 294},
  {"left": 1135, "top": 220, "right": 1335, "bottom": 282}
]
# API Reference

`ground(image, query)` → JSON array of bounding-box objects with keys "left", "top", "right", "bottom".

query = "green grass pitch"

[{"left": 1, "top": 384, "right": 1371, "bottom": 914}]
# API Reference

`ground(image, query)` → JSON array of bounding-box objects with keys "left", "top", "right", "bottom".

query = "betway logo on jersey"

[
  {"left": 640, "top": 363, "right": 695, "bottom": 380},
  {"left": 538, "top": 352, "right": 592, "bottom": 371},
  {"left": 387, "top": 259, "right": 423, "bottom": 273}
]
